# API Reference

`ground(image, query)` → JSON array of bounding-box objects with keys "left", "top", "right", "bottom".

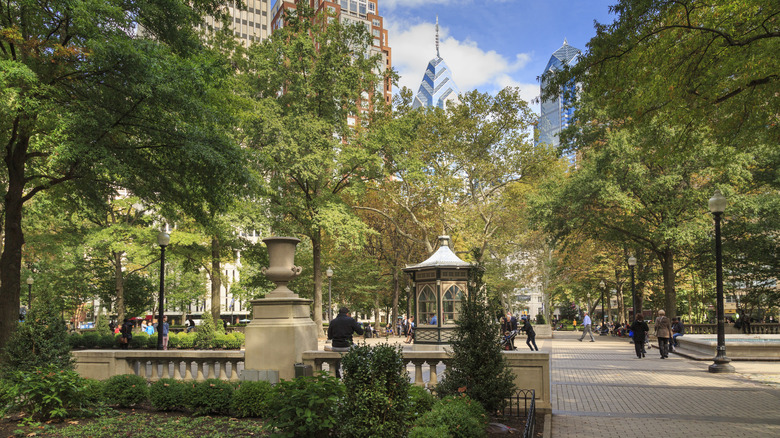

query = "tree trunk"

[
  {"left": 659, "top": 249, "right": 677, "bottom": 320},
  {"left": 114, "top": 251, "right": 126, "bottom": 323},
  {"left": 374, "top": 292, "right": 380, "bottom": 332},
  {"left": 0, "top": 134, "right": 28, "bottom": 351},
  {"left": 211, "top": 236, "right": 221, "bottom": 324},
  {"left": 312, "top": 230, "right": 324, "bottom": 336}
]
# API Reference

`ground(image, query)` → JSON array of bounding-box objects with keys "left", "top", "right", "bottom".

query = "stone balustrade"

[
  {"left": 686, "top": 323, "right": 779, "bottom": 335},
  {"left": 301, "top": 349, "right": 551, "bottom": 413},
  {"left": 73, "top": 350, "right": 244, "bottom": 382}
]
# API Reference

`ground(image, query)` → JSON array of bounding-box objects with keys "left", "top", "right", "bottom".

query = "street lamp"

[
  {"left": 708, "top": 189, "right": 734, "bottom": 373},
  {"left": 628, "top": 255, "right": 637, "bottom": 320},
  {"left": 26, "top": 276, "right": 33, "bottom": 308},
  {"left": 326, "top": 267, "right": 333, "bottom": 322},
  {"left": 156, "top": 231, "right": 170, "bottom": 350},
  {"left": 599, "top": 280, "right": 606, "bottom": 324}
]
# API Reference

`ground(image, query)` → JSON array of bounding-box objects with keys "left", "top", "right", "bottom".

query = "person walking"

[
  {"left": 404, "top": 316, "right": 415, "bottom": 344},
  {"left": 120, "top": 318, "right": 133, "bottom": 349},
  {"left": 521, "top": 317, "right": 538, "bottom": 351},
  {"left": 630, "top": 314, "right": 649, "bottom": 358},
  {"left": 578, "top": 311, "right": 595, "bottom": 342},
  {"left": 654, "top": 310, "right": 673, "bottom": 358}
]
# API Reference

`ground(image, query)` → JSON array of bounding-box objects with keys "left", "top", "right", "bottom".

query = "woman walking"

[
  {"left": 654, "top": 310, "right": 673, "bottom": 359},
  {"left": 630, "top": 314, "right": 649, "bottom": 358}
]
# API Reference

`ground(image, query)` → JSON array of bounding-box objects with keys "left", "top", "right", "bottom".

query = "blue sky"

[{"left": 382, "top": 0, "right": 617, "bottom": 112}]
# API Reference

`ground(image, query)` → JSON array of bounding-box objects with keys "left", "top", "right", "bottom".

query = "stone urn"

[{"left": 261, "top": 237, "right": 303, "bottom": 298}]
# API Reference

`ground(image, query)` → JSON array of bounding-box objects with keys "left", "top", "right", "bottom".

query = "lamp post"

[
  {"left": 708, "top": 189, "right": 734, "bottom": 373},
  {"left": 26, "top": 276, "right": 33, "bottom": 308},
  {"left": 599, "top": 280, "right": 606, "bottom": 324},
  {"left": 628, "top": 255, "right": 637, "bottom": 320},
  {"left": 326, "top": 267, "right": 333, "bottom": 322},
  {"left": 156, "top": 231, "right": 170, "bottom": 350}
]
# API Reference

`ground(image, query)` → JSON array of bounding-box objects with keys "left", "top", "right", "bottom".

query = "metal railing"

[{"left": 501, "top": 389, "right": 536, "bottom": 438}]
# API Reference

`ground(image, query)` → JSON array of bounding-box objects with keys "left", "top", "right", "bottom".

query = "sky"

[{"left": 381, "top": 0, "right": 617, "bottom": 112}]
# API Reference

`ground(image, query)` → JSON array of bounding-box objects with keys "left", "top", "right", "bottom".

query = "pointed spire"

[
  {"left": 435, "top": 16, "right": 440, "bottom": 58},
  {"left": 563, "top": 37, "right": 568, "bottom": 45}
]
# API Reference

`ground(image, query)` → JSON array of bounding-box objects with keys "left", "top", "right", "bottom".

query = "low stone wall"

[
  {"left": 301, "top": 349, "right": 552, "bottom": 413},
  {"left": 72, "top": 350, "right": 245, "bottom": 381},
  {"left": 676, "top": 335, "right": 780, "bottom": 360}
]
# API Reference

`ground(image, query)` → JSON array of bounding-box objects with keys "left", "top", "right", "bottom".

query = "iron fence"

[{"left": 502, "top": 389, "right": 536, "bottom": 438}]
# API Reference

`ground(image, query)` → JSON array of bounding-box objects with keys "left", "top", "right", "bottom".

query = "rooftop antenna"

[{"left": 436, "top": 16, "right": 440, "bottom": 58}]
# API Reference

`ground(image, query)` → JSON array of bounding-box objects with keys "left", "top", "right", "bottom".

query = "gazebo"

[{"left": 403, "top": 236, "right": 472, "bottom": 348}]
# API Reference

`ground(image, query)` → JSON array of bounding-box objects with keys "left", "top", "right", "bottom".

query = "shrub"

[
  {"left": 69, "top": 333, "right": 84, "bottom": 349},
  {"left": 0, "top": 379, "right": 17, "bottom": 418},
  {"left": 167, "top": 332, "right": 180, "bottom": 349},
  {"left": 82, "top": 332, "right": 100, "bottom": 349},
  {"left": 435, "top": 261, "right": 515, "bottom": 413},
  {"left": 213, "top": 333, "right": 242, "bottom": 349},
  {"left": 338, "top": 343, "right": 411, "bottom": 437},
  {"left": 265, "top": 373, "right": 345, "bottom": 438},
  {"left": 232, "top": 380, "right": 273, "bottom": 418},
  {"left": 408, "top": 385, "right": 436, "bottom": 421},
  {"left": 231, "top": 331, "right": 245, "bottom": 345},
  {"left": 147, "top": 333, "right": 160, "bottom": 348},
  {"left": 96, "top": 312, "right": 112, "bottom": 336},
  {"left": 128, "top": 332, "right": 148, "bottom": 349},
  {"left": 536, "top": 314, "right": 546, "bottom": 324},
  {"left": 8, "top": 364, "right": 104, "bottom": 420},
  {"left": 0, "top": 306, "right": 73, "bottom": 377},
  {"left": 195, "top": 312, "right": 217, "bottom": 349},
  {"left": 186, "top": 378, "right": 234, "bottom": 416},
  {"left": 149, "top": 378, "right": 187, "bottom": 411},
  {"left": 81, "top": 379, "right": 106, "bottom": 407},
  {"left": 177, "top": 332, "right": 196, "bottom": 349},
  {"left": 103, "top": 374, "right": 148, "bottom": 407},
  {"left": 98, "top": 334, "right": 116, "bottom": 349},
  {"left": 412, "top": 396, "right": 488, "bottom": 438},
  {"left": 409, "top": 425, "right": 451, "bottom": 438}
]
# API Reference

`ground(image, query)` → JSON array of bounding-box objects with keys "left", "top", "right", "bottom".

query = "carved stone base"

[{"left": 244, "top": 297, "right": 318, "bottom": 381}]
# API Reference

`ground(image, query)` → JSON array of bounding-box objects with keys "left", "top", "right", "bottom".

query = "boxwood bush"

[
  {"left": 265, "top": 373, "right": 345, "bottom": 438},
  {"left": 82, "top": 331, "right": 100, "bottom": 349},
  {"left": 411, "top": 396, "right": 488, "bottom": 438},
  {"left": 232, "top": 380, "right": 273, "bottom": 418},
  {"left": 103, "top": 374, "right": 148, "bottom": 407},
  {"left": 129, "top": 332, "right": 149, "bottom": 349},
  {"left": 186, "top": 378, "right": 234, "bottom": 416},
  {"left": 149, "top": 378, "right": 187, "bottom": 411}
]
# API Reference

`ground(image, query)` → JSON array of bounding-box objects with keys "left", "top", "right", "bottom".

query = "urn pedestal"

[{"left": 243, "top": 237, "right": 318, "bottom": 382}]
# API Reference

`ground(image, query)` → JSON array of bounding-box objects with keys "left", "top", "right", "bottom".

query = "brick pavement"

[{"left": 550, "top": 331, "right": 780, "bottom": 437}]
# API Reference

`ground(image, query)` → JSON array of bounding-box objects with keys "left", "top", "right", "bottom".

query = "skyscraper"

[
  {"left": 538, "top": 40, "right": 581, "bottom": 158},
  {"left": 271, "top": 0, "right": 393, "bottom": 105},
  {"left": 200, "top": 0, "right": 272, "bottom": 46},
  {"left": 412, "top": 17, "right": 460, "bottom": 110}
]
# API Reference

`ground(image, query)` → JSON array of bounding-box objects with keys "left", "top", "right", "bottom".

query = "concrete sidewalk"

[{"left": 550, "top": 331, "right": 780, "bottom": 437}]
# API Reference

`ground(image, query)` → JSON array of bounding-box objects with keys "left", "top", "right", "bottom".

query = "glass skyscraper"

[
  {"left": 412, "top": 17, "right": 460, "bottom": 109},
  {"left": 538, "top": 40, "right": 581, "bottom": 162}
]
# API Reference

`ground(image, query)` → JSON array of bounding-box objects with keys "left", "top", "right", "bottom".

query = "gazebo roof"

[{"left": 404, "top": 236, "right": 471, "bottom": 272}]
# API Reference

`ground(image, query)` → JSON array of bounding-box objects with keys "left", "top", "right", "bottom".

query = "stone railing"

[
  {"left": 73, "top": 350, "right": 244, "bottom": 382},
  {"left": 686, "top": 323, "right": 780, "bottom": 335},
  {"left": 301, "top": 349, "right": 552, "bottom": 413}
]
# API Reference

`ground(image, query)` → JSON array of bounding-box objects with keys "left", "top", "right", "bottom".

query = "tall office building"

[
  {"left": 271, "top": 0, "right": 393, "bottom": 105},
  {"left": 200, "top": 1, "right": 272, "bottom": 46},
  {"left": 538, "top": 40, "right": 581, "bottom": 157},
  {"left": 412, "top": 17, "right": 460, "bottom": 109}
]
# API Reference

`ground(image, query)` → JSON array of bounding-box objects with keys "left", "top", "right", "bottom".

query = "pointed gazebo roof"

[{"left": 404, "top": 236, "right": 470, "bottom": 271}]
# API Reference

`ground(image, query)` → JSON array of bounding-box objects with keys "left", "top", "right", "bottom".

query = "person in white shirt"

[{"left": 578, "top": 311, "right": 595, "bottom": 342}]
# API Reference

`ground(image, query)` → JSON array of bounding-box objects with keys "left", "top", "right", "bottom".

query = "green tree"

[
  {"left": 0, "top": 0, "right": 249, "bottom": 351},
  {"left": 236, "top": 6, "right": 392, "bottom": 335}
]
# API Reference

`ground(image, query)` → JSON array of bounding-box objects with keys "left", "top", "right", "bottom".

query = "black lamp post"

[
  {"left": 26, "top": 276, "right": 33, "bottom": 308},
  {"left": 326, "top": 267, "right": 333, "bottom": 322},
  {"left": 628, "top": 255, "right": 637, "bottom": 320},
  {"left": 156, "top": 231, "right": 170, "bottom": 350},
  {"left": 708, "top": 189, "right": 734, "bottom": 373},
  {"left": 599, "top": 280, "right": 606, "bottom": 324}
]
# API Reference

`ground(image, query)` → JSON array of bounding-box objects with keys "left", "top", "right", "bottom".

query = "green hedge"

[{"left": 66, "top": 330, "right": 242, "bottom": 349}]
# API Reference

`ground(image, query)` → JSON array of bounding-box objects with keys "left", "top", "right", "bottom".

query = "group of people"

[
  {"left": 113, "top": 316, "right": 170, "bottom": 350},
  {"left": 628, "top": 310, "right": 685, "bottom": 359},
  {"left": 500, "top": 312, "right": 538, "bottom": 351}
]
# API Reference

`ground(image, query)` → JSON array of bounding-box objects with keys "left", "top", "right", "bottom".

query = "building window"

[
  {"left": 442, "top": 285, "right": 464, "bottom": 323},
  {"left": 372, "top": 29, "right": 380, "bottom": 37},
  {"left": 418, "top": 285, "right": 437, "bottom": 325},
  {"left": 372, "top": 19, "right": 380, "bottom": 26},
  {"left": 369, "top": 2, "right": 375, "bottom": 12}
]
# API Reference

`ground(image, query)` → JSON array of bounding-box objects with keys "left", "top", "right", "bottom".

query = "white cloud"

[{"left": 387, "top": 19, "right": 538, "bottom": 109}]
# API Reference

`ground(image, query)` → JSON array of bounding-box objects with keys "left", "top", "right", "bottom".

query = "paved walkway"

[{"left": 550, "top": 331, "right": 780, "bottom": 437}]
